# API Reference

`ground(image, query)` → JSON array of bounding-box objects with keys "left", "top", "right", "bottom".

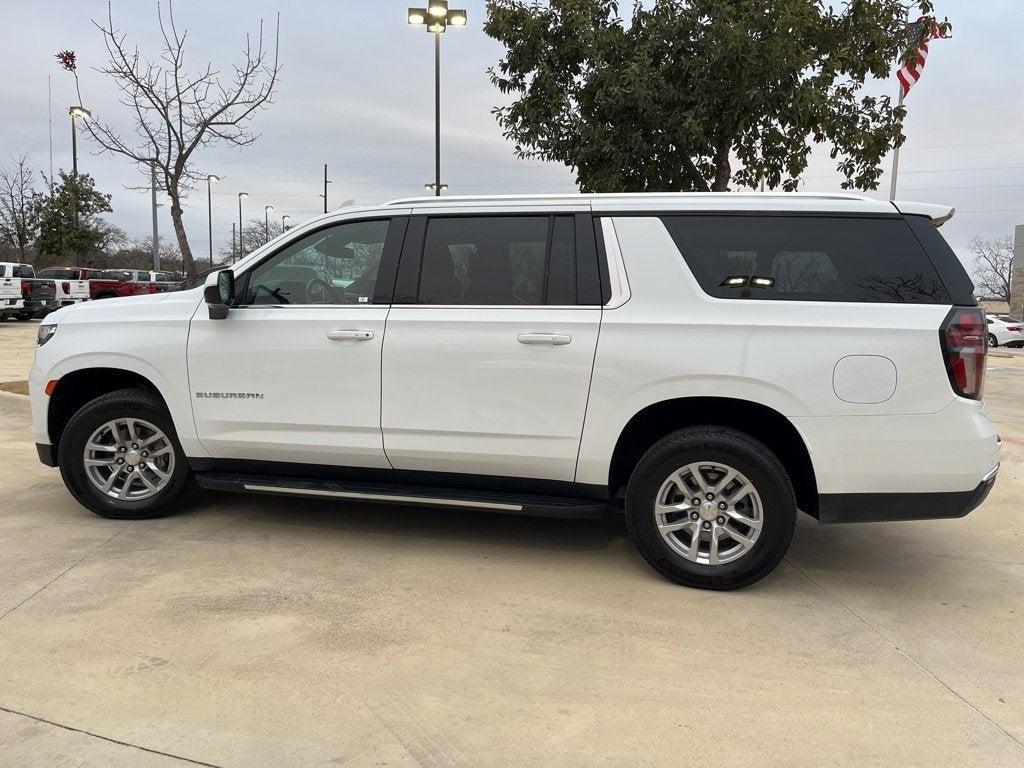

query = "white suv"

[{"left": 29, "top": 193, "right": 999, "bottom": 589}]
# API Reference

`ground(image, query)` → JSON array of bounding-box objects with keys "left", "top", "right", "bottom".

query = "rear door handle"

[
  {"left": 327, "top": 329, "right": 374, "bottom": 341},
  {"left": 517, "top": 333, "right": 572, "bottom": 346}
]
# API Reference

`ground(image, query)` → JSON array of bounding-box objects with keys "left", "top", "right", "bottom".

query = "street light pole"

[
  {"left": 282, "top": 214, "right": 290, "bottom": 231},
  {"left": 151, "top": 162, "right": 160, "bottom": 271},
  {"left": 206, "top": 174, "right": 219, "bottom": 271},
  {"left": 68, "top": 106, "right": 91, "bottom": 268},
  {"left": 264, "top": 205, "right": 274, "bottom": 240},
  {"left": 237, "top": 192, "right": 248, "bottom": 262},
  {"left": 408, "top": 3, "right": 466, "bottom": 197},
  {"left": 68, "top": 106, "right": 90, "bottom": 175},
  {"left": 434, "top": 30, "right": 441, "bottom": 197},
  {"left": 323, "top": 164, "right": 330, "bottom": 213}
]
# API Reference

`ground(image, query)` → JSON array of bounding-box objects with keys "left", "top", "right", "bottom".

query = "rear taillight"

[
  {"left": 62, "top": 281, "right": 70, "bottom": 293},
  {"left": 1008, "top": 326, "right": 1023, "bottom": 333},
  {"left": 21, "top": 282, "right": 31, "bottom": 297},
  {"left": 940, "top": 307, "right": 986, "bottom": 400}
]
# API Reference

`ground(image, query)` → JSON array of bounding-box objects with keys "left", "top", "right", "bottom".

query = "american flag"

[{"left": 897, "top": 18, "right": 943, "bottom": 98}]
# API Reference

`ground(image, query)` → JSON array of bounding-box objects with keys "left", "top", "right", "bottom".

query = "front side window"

[
  {"left": 662, "top": 215, "right": 952, "bottom": 304},
  {"left": 417, "top": 216, "right": 576, "bottom": 305},
  {"left": 242, "top": 219, "right": 390, "bottom": 305}
]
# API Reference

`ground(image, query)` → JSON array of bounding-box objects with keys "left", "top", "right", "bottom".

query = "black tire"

[
  {"left": 988, "top": 333, "right": 998, "bottom": 348},
  {"left": 16, "top": 312, "right": 32, "bottom": 321},
  {"left": 625, "top": 426, "right": 796, "bottom": 590},
  {"left": 58, "top": 388, "right": 195, "bottom": 519}
]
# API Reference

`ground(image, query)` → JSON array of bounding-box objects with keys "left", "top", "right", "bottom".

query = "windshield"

[{"left": 100, "top": 270, "right": 131, "bottom": 281}]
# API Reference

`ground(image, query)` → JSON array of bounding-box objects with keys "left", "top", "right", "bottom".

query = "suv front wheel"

[
  {"left": 58, "top": 388, "right": 195, "bottom": 519},
  {"left": 625, "top": 427, "right": 797, "bottom": 590}
]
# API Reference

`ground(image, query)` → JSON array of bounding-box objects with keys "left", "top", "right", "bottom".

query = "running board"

[{"left": 195, "top": 473, "right": 609, "bottom": 518}]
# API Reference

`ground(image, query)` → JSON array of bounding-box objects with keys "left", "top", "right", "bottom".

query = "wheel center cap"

[
  {"left": 125, "top": 449, "right": 142, "bottom": 467},
  {"left": 699, "top": 501, "right": 717, "bottom": 521}
]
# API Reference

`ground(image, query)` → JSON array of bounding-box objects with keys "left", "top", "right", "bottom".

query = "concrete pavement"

[{"left": 0, "top": 321, "right": 1022, "bottom": 766}]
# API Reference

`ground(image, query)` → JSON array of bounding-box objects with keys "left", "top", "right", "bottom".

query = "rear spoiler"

[{"left": 891, "top": 201, "right": 955, "bottom": 227}]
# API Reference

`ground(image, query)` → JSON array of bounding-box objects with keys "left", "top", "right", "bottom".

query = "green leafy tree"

[
  {"left": 485, "top": 0, "right": 949, "bottom": 192},
  {"left": 32, "top": 171, "right": 114, "bottom": 265}
]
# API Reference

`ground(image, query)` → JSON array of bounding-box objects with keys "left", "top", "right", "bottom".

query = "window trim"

[
  {"left": 232, "top": 216, "right": 405, "bottom": 308},
  {"left": 393, "top": 212, "right": 601, "bottom": 308},
  {"left": 598, "top": 218, "right": 631, "bottom": 309}
]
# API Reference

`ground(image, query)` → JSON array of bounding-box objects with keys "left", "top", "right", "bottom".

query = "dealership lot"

[{"left": 0, "top": 319, "right": 1022, "bottom": 766}]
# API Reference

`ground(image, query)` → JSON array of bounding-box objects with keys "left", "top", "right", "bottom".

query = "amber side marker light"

[{"left": 45, "top": 380, "right": 59, "bottom": 396}]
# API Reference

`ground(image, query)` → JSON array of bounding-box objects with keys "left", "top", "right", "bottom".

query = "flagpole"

[{"left": 889, "top": 89, "right": 905, "bottom": 202}]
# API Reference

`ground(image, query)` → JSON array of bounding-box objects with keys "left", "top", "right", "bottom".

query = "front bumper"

[{"left": 817, "top": 465, "right": 998, "bottom": 523}]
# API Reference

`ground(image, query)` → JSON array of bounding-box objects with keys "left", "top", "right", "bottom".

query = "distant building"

[
  {"left": 1012, "top": 224, "right": 1024, "bottom": 320},
  {"left": 980, "top": 298, "right": 1010, "bottom": 315}
]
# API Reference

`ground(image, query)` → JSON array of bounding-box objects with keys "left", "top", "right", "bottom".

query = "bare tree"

[
  {"left": 66, "top": 2, "right": 280, "bottom": 280},
  {"left": 0, "top": 155, "right": 38, "bottom": 259},
  {"left": 969, "top": 235, "right": 1013, "bottom": 302}
]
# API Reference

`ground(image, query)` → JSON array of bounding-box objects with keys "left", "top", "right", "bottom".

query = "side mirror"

[{"left": 204, "top": 270, "right": 235, "bottom": 320}]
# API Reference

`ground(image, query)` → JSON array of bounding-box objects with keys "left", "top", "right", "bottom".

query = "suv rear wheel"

[
  {"left": 58, "top": 388, "right": 195, "bottom": 519},
  {"left": 625, "top": 426, "right": 796, "bottom": 590}
]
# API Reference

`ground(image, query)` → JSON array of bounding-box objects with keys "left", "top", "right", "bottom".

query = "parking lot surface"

[{"left": 1, "top": 319, "right": 1022, "bottom": 766}]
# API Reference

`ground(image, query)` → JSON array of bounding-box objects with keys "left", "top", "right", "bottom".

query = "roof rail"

[{"left": 383, "top": 191, "right": 877, "bottom": 207}]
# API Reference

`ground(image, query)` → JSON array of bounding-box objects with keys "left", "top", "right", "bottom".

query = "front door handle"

[
  {"left": 517, "top": 333, "right": 572, "bottom": 346},
  {"left": 327, "top": 329, "right": 374, "bottom": 341}
]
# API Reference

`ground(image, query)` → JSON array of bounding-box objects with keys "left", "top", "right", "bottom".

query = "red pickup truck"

[{"left": 37, "top": 267, "right": 153, "bottom": 301}]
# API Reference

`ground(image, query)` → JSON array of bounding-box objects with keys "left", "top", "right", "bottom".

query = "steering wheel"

[{"left": 306, "top": 278, "right": 338, "bottom": 305}]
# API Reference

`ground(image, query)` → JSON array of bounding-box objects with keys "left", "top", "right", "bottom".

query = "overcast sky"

[{"left": 2, "top": 0, "right": 1021, "bottom": 266}]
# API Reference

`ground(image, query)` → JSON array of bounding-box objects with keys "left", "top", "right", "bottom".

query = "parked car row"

[
  {"left": 0, "top": 262, "right": 184, "bottom": 321},
  {"left": 0, "top": 262, "right": 59, "bottom": 320},
  {"left": 986, "top": 315, "right": 1024, "bottom": 348}
]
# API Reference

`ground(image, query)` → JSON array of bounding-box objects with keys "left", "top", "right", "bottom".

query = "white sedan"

[{"left": 986, "top": 315, "right": 1024, "bottom": 348}]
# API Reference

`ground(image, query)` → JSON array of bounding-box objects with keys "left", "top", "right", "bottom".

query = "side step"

[{"left": 195, "top": 473, "right": 609, "bottom": 519}]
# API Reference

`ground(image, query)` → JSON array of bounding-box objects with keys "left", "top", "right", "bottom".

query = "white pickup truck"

[{"left": 34, "top": 267, "right": 91, "bottom": 307}]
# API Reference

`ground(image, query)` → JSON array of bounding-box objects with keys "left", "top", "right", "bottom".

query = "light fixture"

[
  {"left": 238, "top": 191, "right": 249, "bottom": 199},
  {"left": 427, "top": 19, "right": 446, "bottom": 33},
  {"left": 69, "top": 105, "right": 91, "bottom": 119},
  {"left": 264, "top": 205, "right": 274, "bottom": 213},
  {"left": 428, "top": 0, "right": 447, "bottom": 17},
  {"left": 408, "top": 8, "right": 426, "bottom": 24},
  {"left": 207, "top": 174, "right": 220, "bottom": 183},
  {"left": 424, "top": 183, "right": 448, "bottom": 191},
  {"left": 448, "top": 9, "right": 467, "bottom": 25}
]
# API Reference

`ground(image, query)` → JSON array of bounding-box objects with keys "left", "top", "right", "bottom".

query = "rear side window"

[
  {"left": 417, "top": 216, "right": 577, "bottom": 305},
  {"left": 662, "top": 215, "right": 953, "bottom": 303},
  {"left": 13, "top": 265, "right": 34, "bottom": 278},
  {"left": 39, "top": 269, "right": 77, "bottom": 280}
]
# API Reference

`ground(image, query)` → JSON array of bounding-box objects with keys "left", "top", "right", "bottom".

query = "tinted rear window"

[
  {"left": 13, "top": 265, "right": 34, "bottom": 278},
  {"left": 662, "top": 215, "right": 952, "bottom": 304}
]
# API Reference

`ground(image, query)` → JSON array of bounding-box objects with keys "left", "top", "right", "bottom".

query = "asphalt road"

[{"left": 0, "top": 319, "right": 1022, "bottom": 766}]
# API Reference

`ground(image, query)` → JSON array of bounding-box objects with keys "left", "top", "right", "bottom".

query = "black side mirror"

[{"left": 204, "top": 270, "right": 235, "bottom": 320}]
